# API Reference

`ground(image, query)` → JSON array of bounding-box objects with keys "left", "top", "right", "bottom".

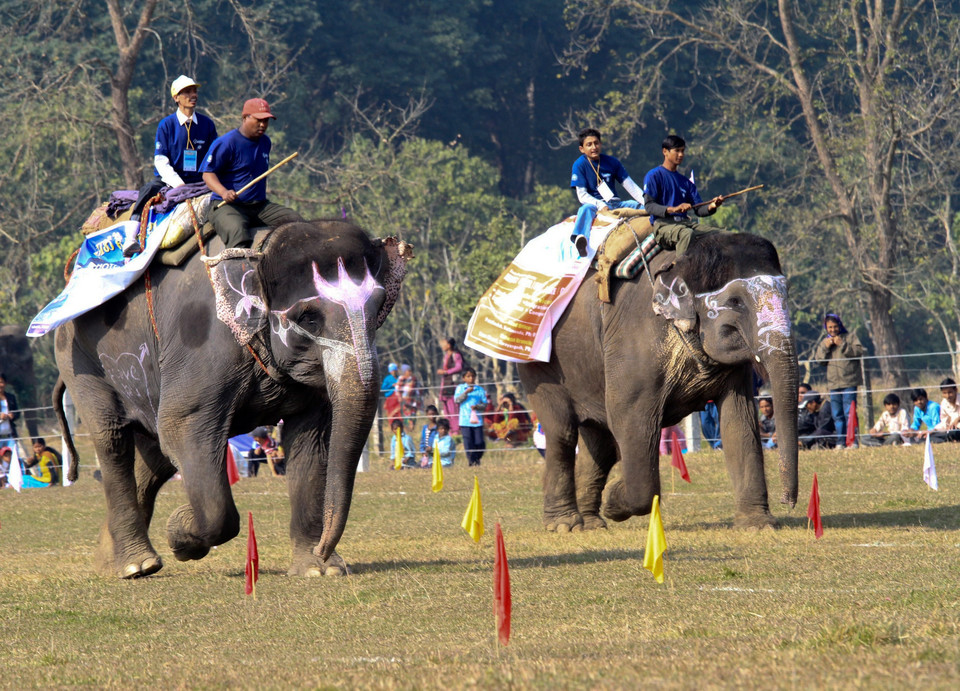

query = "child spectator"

[
  {"left": 798, "top": 391, "right": 836, "bottom": 449},
  {"left": 569, "top": 128, "right": 644, "bottom": 257},
  {"left": 487, "top": 393, "right": 533, "bottom": 447},
  {"left": 434, "top": 418, "right": 457, "bottom": 467},
  {"left": 419, "top": 405, "right": 440, "bottom": 468},
  {"left": 814, "top": 313, "right": 865, "bottom": 448},
  {"left": 0, "top": 446, "right": 11, "bottom": 488},
  {"left": 758, "top": 396, "right": 776, "bottom": 449},
  {"left": 934, "top": 378, "right": 960, "bottom": 442},
  {"left": 454, "top": 367, "right": 488, "bottom": 467},
  {"left": 904, "top": 389, "right": 943, "bottom": 442},
  {"left": 862, "top": 393, "right": 910, "bottom": 446},
  {"left": 390, "top": 418, "right": 415, "bottom": 469}
]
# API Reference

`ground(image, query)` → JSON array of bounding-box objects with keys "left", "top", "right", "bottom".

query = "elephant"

[
  {"left": 54, "top": 219, "right": 411, "bottom": 578},
  {"left": 517, "top": 232, "right": 798, "bottom": 532},
  {"left": 0, "top": 325, "right": 39, "bottom": 439}
]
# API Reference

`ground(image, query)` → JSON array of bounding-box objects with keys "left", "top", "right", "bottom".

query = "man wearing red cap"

[{"left": 200, "top": 98, "right": 303, "bottom": 249}]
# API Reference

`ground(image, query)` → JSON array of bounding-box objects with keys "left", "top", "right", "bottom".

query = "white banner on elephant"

[
  {"left": 27, "top": 208, "right": 176, "bottom": 337},
  {"left": 465, "top": 214, "right": 618, "bottom": 363}
]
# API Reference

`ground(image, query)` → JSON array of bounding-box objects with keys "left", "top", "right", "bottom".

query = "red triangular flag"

[
  {"left": 493, "top": 522, "right": 511, "bottom": 646},
  {"left": 226, "top": 444, "right": 240, "bottom": 486},
  {"left": 807, "top": 473, "right": 823, "bottom": 539},
  {"left": 845, "top": 400, "right": 858, "bottom": 448},
  {"left": 670, "top": 430, "right": 690, "bottom": 482},
  {"left": 245, "top": 511, "right": 259, "bottom": 595}
]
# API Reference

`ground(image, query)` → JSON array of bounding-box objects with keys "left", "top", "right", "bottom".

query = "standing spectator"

[
  {"left": 758, "top": 396, "right": 776, "bottom": 449},
  {"left": 419, "top": 405, "right": 440, "bottom": 468},
  {"left": 434, "top": 418, "right": 457, "bottom": 467},
  {"left": 436, "top": 338, "right": 464, "bottom": 433},
  {"left": 814, "top": 313, "right": 864, "bottom": 448},
  {"left": 798, "top": 391, "right": 836, "bottom": 449},
  {"left": 903, "top": 389, "right": 942, "bottom": 443},
  {"left": 935, "top": 378, "right": 960, "bottom": 441},
  {"left": 0, "top": 373, "right": 21, "bottom": 452},
  {"left": 395, "top": 364, "right": 420, "bottom": 429},
  {"left": 382, "top": 362, "right": 402, "bottom": 423},
  {"left": 487, "top": 393, "right": 533, "bottom": 447},
  {"left": 380, "top": 363, "right": 399, "bottom": 397},
  {"left": 389, "top": 419, "right": 415, "bottom": 469},
  {"left": 454, "top": 368, "right": 489, "bottom": 467},
  {"left": 24, "top": 438, "right": 61, "bottom": 486},
  {"left": 659, "top": 425, "right": 686, "bottom": 455},
  {"left": 700, "top": 401, "right": 721, "bottom": 449},
  {"left": 862, "top": 393, "right": 910, "bottom": 446}
]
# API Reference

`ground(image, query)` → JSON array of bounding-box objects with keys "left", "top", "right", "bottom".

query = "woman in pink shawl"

[{"left": 436, "top": 337, "right": 464, "bottom": 432}]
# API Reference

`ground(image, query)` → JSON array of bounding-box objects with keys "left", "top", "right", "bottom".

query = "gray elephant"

[
  {"left": 518, "top": 232, "right": 798, "bottom": 532},
  {"left": 54, "top": 220, "right": 410, "bottom": 578}
]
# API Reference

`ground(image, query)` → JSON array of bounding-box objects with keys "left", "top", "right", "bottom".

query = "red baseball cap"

[{"left": 241, "top": 98, "right": 276, "bottom": 120}]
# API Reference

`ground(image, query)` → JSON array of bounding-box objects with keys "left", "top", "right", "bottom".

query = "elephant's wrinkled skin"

[
  {"left": 55, "top": 220, "right": 408, "bottom": 578},
  {"left": 518, "top": 233, "right": 798, "bottom": 532}
]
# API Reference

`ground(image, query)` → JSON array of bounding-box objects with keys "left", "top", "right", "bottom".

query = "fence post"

[
  {"left": 861, "top": 356, "right": 874, "bottom": 431},
  {"left": 683, "top": 413, "right": 702, "bottom": 452}
]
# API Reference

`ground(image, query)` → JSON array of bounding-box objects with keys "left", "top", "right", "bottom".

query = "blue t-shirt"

[
  {"left": 570, "top": 154, "right": 630, "bottom": 201},
  {"left": 912, "top": 401, "right": 941, "bottom": 431},
  {"left": 454, "top": 383, "right": 489, "bottom": 429},
  {"left": 154, "top": 112, "right": 218, "bottom": 184},
  {"left": 643, "top": 166, "right": 703, "bottom": 222},
  {"left": 200, "top": 129, "right": 272, "bottom": 202}
]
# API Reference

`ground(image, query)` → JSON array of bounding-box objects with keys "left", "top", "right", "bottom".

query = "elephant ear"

[
  {"left": 202, "top": 249, "right": 268, "bottom": 345},
  {"left": 652, "top": 268, "right": 697, "bottom": 330},
  {"left": 371, "top": 237, "right": 414, "bottom": 328}
]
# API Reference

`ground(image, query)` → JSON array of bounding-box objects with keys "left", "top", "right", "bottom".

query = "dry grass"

[{"left": 2, "top": 440, "right": 960, "bottom": 689}]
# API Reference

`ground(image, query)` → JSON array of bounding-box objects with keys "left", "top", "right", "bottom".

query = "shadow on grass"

[{"left": 777, "top": 504, "right": 960, "bottom": 530}]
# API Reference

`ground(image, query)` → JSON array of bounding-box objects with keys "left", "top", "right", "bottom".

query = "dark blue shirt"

[
  {"left": 570, "top": 154, "right": 630, "bottom": 201},
  {"left": 643, "top": 166, "right": 703, "bottom": 222},
  {"left": 200, "top": 129, "right": 271, "bottom": 202},
  {"left": 154, "top": 112, "right": 218, "bottom": 184}
]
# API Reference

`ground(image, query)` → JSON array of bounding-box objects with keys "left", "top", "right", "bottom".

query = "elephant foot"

[
  {"left": 600, "top": 481, "right": 638, "bottom": 523},
  {"left": 166, "top": 505, "right": 211, "bottom": 562},
  {"left": 121, "top": 555, "right": 163, "bottom": 579},
  {"left": 780, "top": 491, "right": 797, "bottom": 509},
  {"left": 544, "top": 512, "right": 583, "bottom": 533},
  {"left": 581, "top": 513, "right": 608, "bottom": 531},
  {"left": 289, "top": 549, "right": 349, "bottom": 577},
  {"left": 734, "top": 511, "right": 779, "bottom": 530},
  {"left": 95, "top": 523, "right": 163, "bottom": 579}
]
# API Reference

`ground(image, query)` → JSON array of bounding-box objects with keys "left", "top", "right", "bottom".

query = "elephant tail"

[{"left": 53, "top": 376, "right": 80, "bottom": 483}]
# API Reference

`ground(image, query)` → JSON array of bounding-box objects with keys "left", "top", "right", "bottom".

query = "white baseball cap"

[{"left": 170, "top": 75, "right": 200, "bottom": 98}]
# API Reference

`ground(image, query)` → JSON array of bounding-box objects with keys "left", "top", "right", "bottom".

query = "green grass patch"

[{"left": 1, "top": 441, "right": 960, "bottom": 687}]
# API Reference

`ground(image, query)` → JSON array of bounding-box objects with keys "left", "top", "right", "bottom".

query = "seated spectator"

[
  {"left": 390, "top": 418, "right": 415, "bottom": 469},
  {"left": 903, "top": 389, "right": 944, "bottom": 443},
  {"left": 758, "top": 396, "right": 776, "bottom": 449},
  {"left": 797, "top": 382, "right": 812, "bottom": 404},
  {"left": 798, "top": 391, "right": 836, "bottom": 449},
  {"left": 0, "top": 446, "right": 11, "bottom": 488},
  {"left": 419, "top": 405, "right": 440, "bottom": 468},
  {"left": 249, "top": 426, "right": 285, "bottom": 476},
  {"left": 434, "top": 418, "right": 457, "bottom": 467},
  {"left": 487, "top": 393, "right": 533, "bottom": 447},
  {"left": 935, "top": 378, "right": 960, "bottom": 442},
  {"left": 862, "top": 393, "right": 910, "bottom": 446},
  {"left": 659, "top": 425, "right": 686, "bottom": 455},
  {"left": 24, "top": 438, "right": 61, "bottom": 486}
]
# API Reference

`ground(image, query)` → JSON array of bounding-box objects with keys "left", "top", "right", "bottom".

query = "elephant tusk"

[{"left": 755, "top": 354, "right": 761, "bottom": 363}]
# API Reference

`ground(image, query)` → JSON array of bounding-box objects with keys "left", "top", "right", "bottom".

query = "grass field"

[{"left": 2, "top": 439, "right": 960, "bottom": 689}]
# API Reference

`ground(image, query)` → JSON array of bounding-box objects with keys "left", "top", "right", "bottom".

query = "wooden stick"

[
  {"left": 692, "top": 184, "right": 764, "bottom": 209},
  {"left": 215, "top": 152, "right": 299, "bottom": 209}
]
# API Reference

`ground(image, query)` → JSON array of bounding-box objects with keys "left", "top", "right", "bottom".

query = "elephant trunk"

[
  {"left": 761, "top": 335, "right": 799, "bottom": 508},
  {"left": 313, "top": 350, "right": 379, "bottom": 564}
]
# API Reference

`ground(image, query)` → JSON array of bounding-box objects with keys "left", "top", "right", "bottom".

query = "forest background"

[{"left": 3, "top": 0, "right": 960, "bottom": 399}]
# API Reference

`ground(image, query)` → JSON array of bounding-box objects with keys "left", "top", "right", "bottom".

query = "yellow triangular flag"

[
  {"left": 642, "top": 495, "right": 667, "bottom": 583},
  {"left": 394, "top": 428, "right": 403, "bottom": 470},
  {"left": 461, "top": 475, "right": 484, "bottom": 542},
  {"left": 432, "top": 438, "right": 443, "bottom": 492}
]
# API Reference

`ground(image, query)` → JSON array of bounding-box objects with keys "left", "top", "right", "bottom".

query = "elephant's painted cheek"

[{"left": 697, "top": 275, "right": 791, "bottom": 355}]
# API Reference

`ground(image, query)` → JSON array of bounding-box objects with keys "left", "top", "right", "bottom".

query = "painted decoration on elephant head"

[
  {"left": 270, "top": 257, "right": 383, "bottom": 385},
  {"left": 204, "top": 249, "right": 268, "bottom": 346},
  {"left": 696, "top": 275, "right": 791, "bottom": 354}
]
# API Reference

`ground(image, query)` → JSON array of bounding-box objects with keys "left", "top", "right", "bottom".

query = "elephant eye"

[
  {"left": 725, "top": 296, "right": 744, "bottom": 309},
  {"left": 295, "top": 307, "right": 323, "bottom": 332}
]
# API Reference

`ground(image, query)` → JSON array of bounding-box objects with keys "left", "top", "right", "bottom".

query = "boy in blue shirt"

[
  {"left": 390, "top": 418, "right": 415, "bottom": 469},
  {"left": 419, "top": 405, "right": 440, "bottom": 467},
  {"left": 569, "top": 128, "right": 645, "bottom": 257},
  {"left": 201, "top": 98, "right": 302, "bottom": 249},
  {"left": 434, "top": 418, "right": 457, "bottom": 466},
  {"left": 643, "top": 134, "right": 725, "bottom": 256},
  {"left": 125, "top": 75, "right": 219, "bottom": 256},
  {"left": 905, "top": 388, "right": 943, "bottom": 443}
]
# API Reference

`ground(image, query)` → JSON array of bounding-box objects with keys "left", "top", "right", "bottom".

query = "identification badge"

[
  {"left": 183, "top": 149, "right": 198, "bottom": 172},
  {"left": 596, "top": 179, "right": 615, "bottom": 202}
]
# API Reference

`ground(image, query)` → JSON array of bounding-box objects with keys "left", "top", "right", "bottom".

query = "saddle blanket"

[
  {"left": 464, "top": 213, "right": 620, "bottom": 363},
  {"left": 27, "top": 207, "right": 177, "bottom": 337}
]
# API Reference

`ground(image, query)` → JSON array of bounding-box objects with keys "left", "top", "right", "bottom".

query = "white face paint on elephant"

[{"left": 696, "top": 275, "right": 791, "bottom": 355}]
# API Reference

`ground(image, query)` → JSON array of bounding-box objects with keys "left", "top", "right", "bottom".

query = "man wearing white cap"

[
  {"left": 200, "top": 97, "right": 302, "bottom": 249},
  {"left": 124, "top": 75, "right": 219, "bottom": 256}
]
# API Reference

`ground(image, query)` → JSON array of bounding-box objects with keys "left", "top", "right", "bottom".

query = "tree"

[{"left": 564, "top": 0, "right": 960, "bottom": 386}]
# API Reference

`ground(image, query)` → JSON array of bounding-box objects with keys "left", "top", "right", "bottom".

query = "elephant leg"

[
  {"left": 719, "top": 370, "right": 776, "bottom": 529},
  {"left": 283, "top": 412, "right": 346, "bottom": 577},
  {"left": 602, "top": 407, "right": 662, "bottom": 522},
  {"left": 534, "top": 394, "right": 583, "bottom": 533},
  {"left": 576, "top": 424, "right": 619, "bottom": 530},
  {"left": 161, "top": 417, "right": 240, "bottom": 561}
]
